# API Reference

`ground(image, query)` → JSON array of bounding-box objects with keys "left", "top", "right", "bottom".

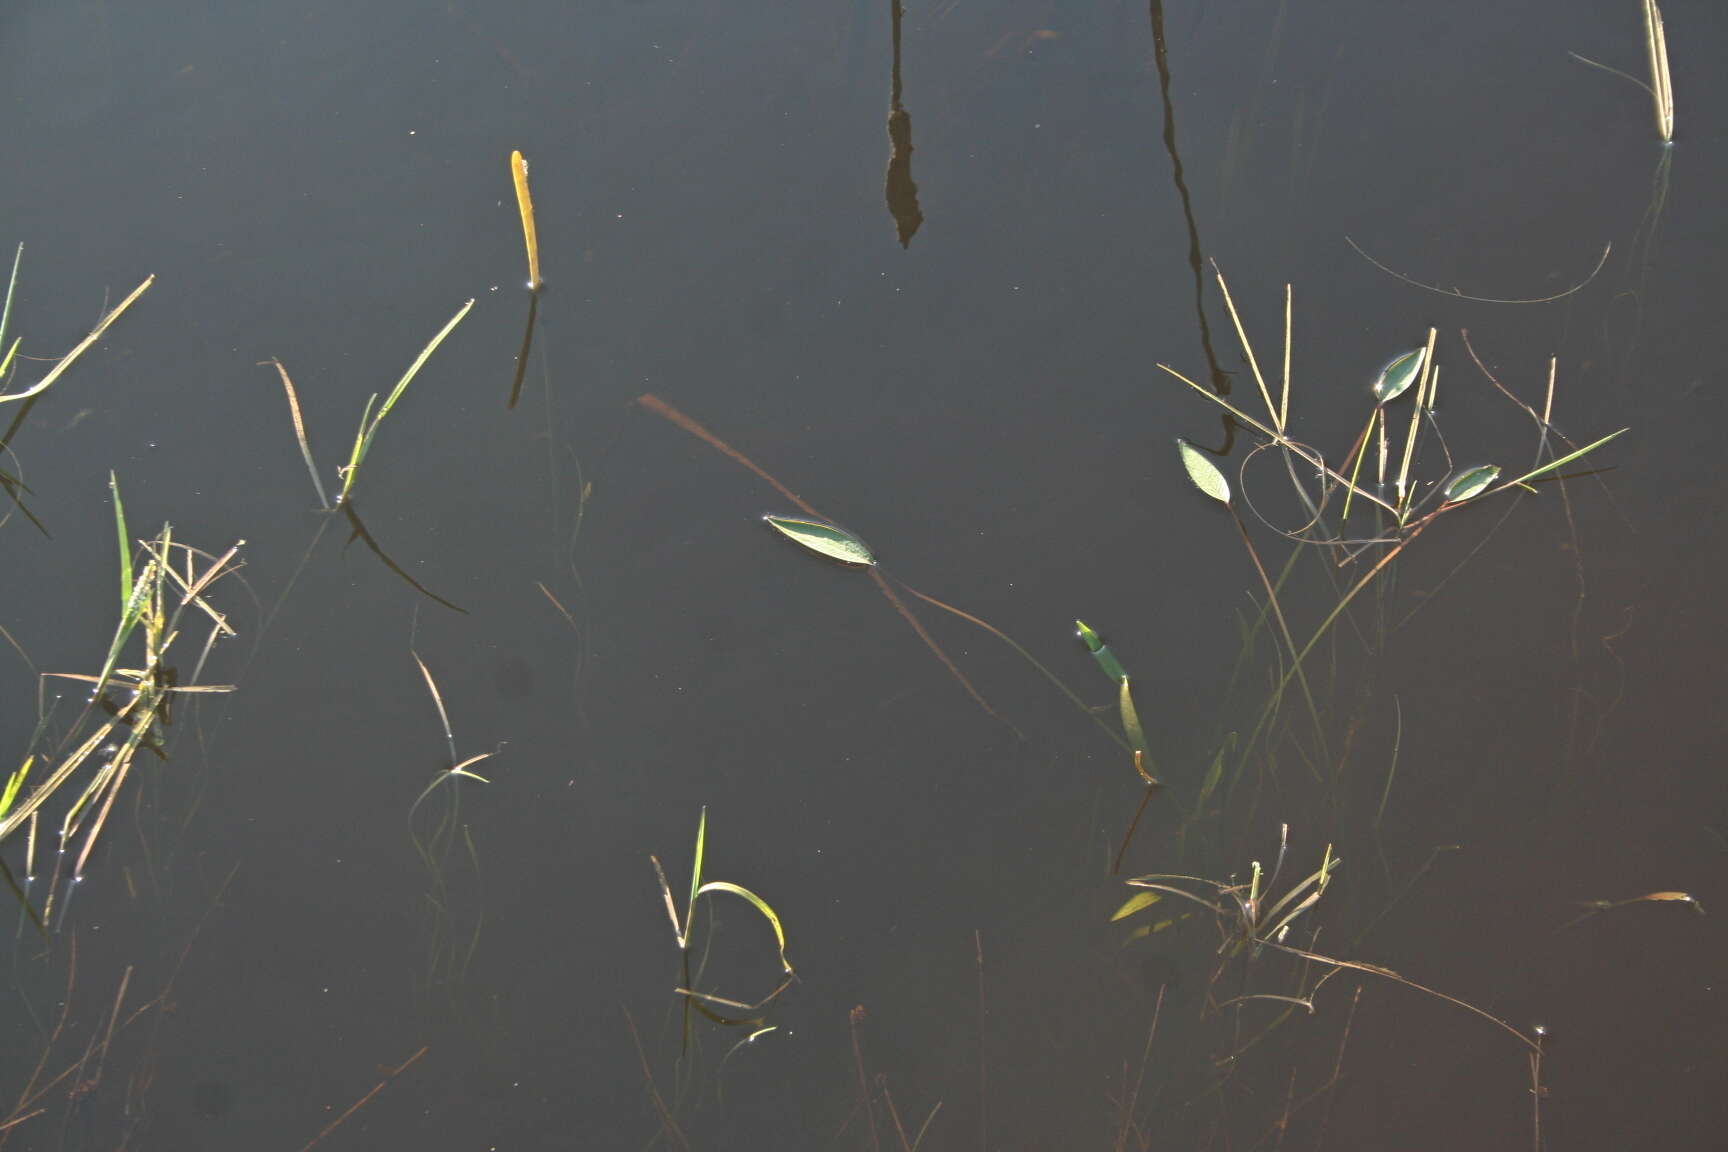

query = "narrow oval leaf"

[
  {"left": 763, "top": 515, "right": 875, "bottom": 566},
  {"left": 1177, "top": 439, "right": 1230, "bottom": 505},
  {"left": 1372, "top": 348, "right": 1425, "bottom": 403},
  {"left": 1444, "top": 464, "right": 1500, "bottom": 502}
]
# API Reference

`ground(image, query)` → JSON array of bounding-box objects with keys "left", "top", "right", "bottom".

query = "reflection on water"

[{"left": 885, "top": 0, "right": 924, "bottom": 248}]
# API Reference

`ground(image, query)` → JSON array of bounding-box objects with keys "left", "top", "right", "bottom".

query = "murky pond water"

[{"left": 3, "top": 2, "right": 1725, "bottom": 1149}]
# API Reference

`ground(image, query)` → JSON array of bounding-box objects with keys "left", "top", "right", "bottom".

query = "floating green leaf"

[
  {"left": 1372, "top": 348, "right": 1425, "bottom": 403},
  {"left": 1076, "top": 619, "right": 1128, "bottom": 683},
  {"left": 1177, "top": 439, "right": 1230, "bottom": 505},
  {"left": 763, "top": 514, "right": 876, "bottom": 566},
  {"left": 1443, "top": 464, "right": 1500, "bottom": 502}
]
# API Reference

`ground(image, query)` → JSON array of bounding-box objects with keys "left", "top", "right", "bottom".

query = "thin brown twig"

[
  {"left": 294, "top": 1044, "right": 428, "bottom": 1152},
  {"left": 850, "top": 1005, "right": 882, "bottom": 1152}
]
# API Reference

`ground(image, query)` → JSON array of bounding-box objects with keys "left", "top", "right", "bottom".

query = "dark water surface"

[{"left": 3, "top": 1, "right": 1726, "bottom": 1148}]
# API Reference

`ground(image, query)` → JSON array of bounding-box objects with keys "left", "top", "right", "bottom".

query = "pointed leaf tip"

[
  {"left": 1177, "top": 439, "right": 1231, "bottom": 505},
  {"left": 1372, "top": 348, "right": 1425, "bottom": 403},
  {"left": 763, "top": 514, "right": 876, "bottom": 565}
]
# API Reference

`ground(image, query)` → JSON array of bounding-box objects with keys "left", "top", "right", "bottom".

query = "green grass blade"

[
  {"left": 684, "top": 806, "right": 707, "bottom": 949},
  {"left": 110, "top": 472, "right": 132, "bottom": 612},
  {"left": 337, "top": 298, "right": 475, "bottom": 504},
  {"left": 0, "top": 755, "right": 30, "bottom": 820},
  {"left": 338, "top": 392, "right": 378, "bottom": 503},
  {"left": 1499, "top": 429, "right": 1628, "bottom": 490},
  {"left": 0, "top": 243, "right": 20, "bottom": 366},
  {"left": 695, "top": 880, "right": 793, "bottom": 973}
]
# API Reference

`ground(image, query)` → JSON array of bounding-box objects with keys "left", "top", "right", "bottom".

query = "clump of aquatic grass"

[
  {"left": 1115, "top": 827, "right": 1546, "bottom": 1090},
  {"left": 1162, "top": 269, "right": 1625, "bottom": 794},
  {"left": 0, "top": 477, "right": 239, "bottom": 924},
  {"left": 651, "top": 807, "right": 794, "bottom": 1014},
  {"left": 1115, "top": 826, "right": 1338, "bottom": 979}
]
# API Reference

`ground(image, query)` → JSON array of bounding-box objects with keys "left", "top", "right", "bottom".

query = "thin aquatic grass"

[
  {"left": 652, "top": 808, "right": 794, "bottom": 1005},
  {"left": 260, "top": 358, "right": 331, "bottom": 510},
  {"left": 337, "top": 298, "right": 475, "bottom": 505},
  {"left": 0, "top": 275, "right": 153, "bottom": 406}
]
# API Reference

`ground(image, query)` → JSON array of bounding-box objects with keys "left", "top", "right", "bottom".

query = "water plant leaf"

[
  {"left": 762, "top": 514, "right": 875, "bottom": 566},
  {"left": 1372, "top": 348, "right": 1425, "bottom": 403},
  {"left": 1076, "top": 619, "right": 1128, "bottom": 683},
  {"left": 1502, "top": 428, "right": 1628, "bottom": 489},
  {"left": 1120, "top": 678, "right": 1157, "bottom": 787},
  {"left": 1176, "top": 439, "right": 1230, "bottom": 505},
  {"left": 0, "top": 756, "right": 29, "bottom": 820},
  {"left": 696, "top": 881, "right": 794, "bottom": 973},
  {"left": 1111, "top": 890, "right": 1163, "bottom": 921},
  {"left": 110, "top": 472, "right": 132, "bottom": 612},
  {"left": 1443, "top": 464, "right": 1500, "bottom": 502},
  {"left": 338, "top": 298, "right": 475, "bottom": 505}
]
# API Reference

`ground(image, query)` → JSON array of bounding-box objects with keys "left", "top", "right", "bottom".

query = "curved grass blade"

[
  {"left": 1444, "top": 464, "right": 1501, "bottom": 503},
  {"left": 1372, "top": 348, "right": 1425, "bottom": 403},
  {"left": 763, "top": 514, "right": 875, "bottom": 566},
  {"left": 0, "top": 275, "right": 153, "bottom": 405},
  {"left": 695, "top": 880, "right": 793, "bottom": 973},
  {"left": 1177, "top": 438, "right": 1230, "bottom": 505}
]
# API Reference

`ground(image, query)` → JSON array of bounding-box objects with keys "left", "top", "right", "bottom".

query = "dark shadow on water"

[
  {"left": 885, "top": 0, "right": 924, "bottom": 248},
  {"left": 341, "top": 503, "right": 467, "bottom": 615}
]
